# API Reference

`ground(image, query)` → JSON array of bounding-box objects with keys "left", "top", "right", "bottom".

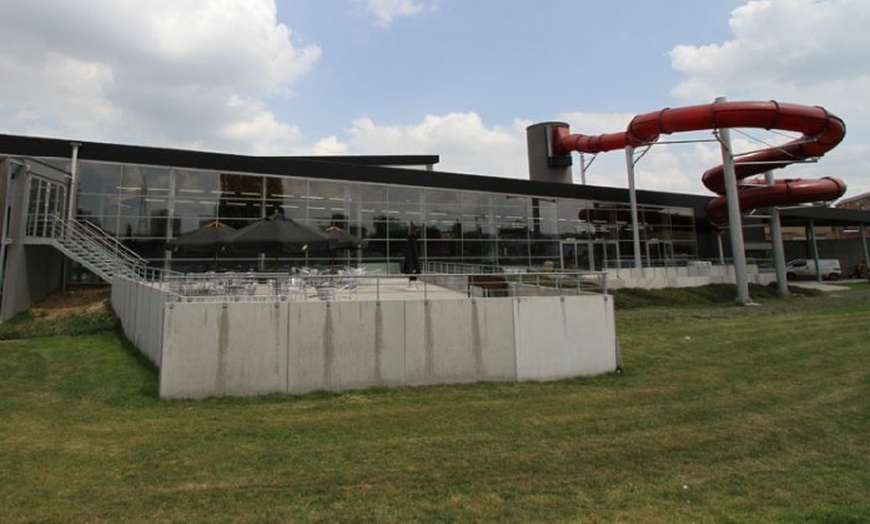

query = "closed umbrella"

[{"left": 402, "top": 222, "right": 420, "bottom": 289}]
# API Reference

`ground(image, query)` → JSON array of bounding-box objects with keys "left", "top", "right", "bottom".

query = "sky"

[{"left": 1, "top": 0, "right": 869, "bottom": 200}]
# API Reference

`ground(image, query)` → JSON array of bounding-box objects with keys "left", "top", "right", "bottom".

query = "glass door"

[
  {"left": 26, "top": 176, "right": 67, "bottom": 238},
  {"left": 560, "top": 239, "right": 594, "bottom": 272}
]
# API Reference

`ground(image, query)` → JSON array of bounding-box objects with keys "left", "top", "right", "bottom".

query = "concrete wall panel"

[
  {"left": 160, "top": 303, "right": 224, "bottom": 398},
  {"left": 473, "top": 299, "right": 517, "bottom": 380},
  {"left": 111, "top": 278, "right": 166, "bottom": 366},
  {"left": 372, "top": 301, "right": 407, "bottom": 386},
  {"left": 514, "top": 295, "right": 617, "bottom": 381},
  {"left": 565, "top": 296, "right": 618, "bottom": 376},
  {"left": 404, "top": 299, "right": 518, "bottom": 385},
  {"left": 222, "top": 302, "right": 288, "bottom": 396},
  {"left": 286, "top": 301, "right": 330, "bottom": 393},
  {"left": 406, "top": 300, "right": 478, "bottom": 385},
  {"left": 327, "top": 301, "right": 405, "bottom": 390},
  {"left": 161, "top": 301, "right": 289, "bottom": 398},
  {"left": 286, "top": 301, "right": 406, "bottom": 393}
]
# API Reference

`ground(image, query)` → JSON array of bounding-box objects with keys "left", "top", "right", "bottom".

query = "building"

[{"left": 2, "top": 132, "right": 870, "bottom": 321}]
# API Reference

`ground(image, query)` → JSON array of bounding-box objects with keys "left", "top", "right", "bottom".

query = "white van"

[{"left": 785, "top": 259, "right": 842, "bottom": 280}]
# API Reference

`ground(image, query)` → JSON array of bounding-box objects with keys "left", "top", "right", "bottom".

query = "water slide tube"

[{"left": 552, "top": 100, "right": 847, "bottom": 226}]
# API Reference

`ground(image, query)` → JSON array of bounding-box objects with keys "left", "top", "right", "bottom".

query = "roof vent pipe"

[{"left": 526, "top": 122, "right": 572, "bottom": 184}]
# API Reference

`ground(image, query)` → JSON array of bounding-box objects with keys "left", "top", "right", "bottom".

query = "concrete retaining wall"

[
  {"left": 157, "top": 295, "right": 617, "bottom": 399},
  {"left": 111, "top": 277, "right": 167, "bottom": 365},
  {"left": 110, "top": 280, "right": 618, "bottom": 399},
  {"left": 605, "top": 264, "right": 773, "bottom": 289}
]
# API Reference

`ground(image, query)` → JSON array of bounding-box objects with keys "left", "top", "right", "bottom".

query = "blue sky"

[
  {"left": 276, "top": 0, "right": 743, "bottom": 135},
  {"left": 1, "top": 0, "right": 868, "bottom": 199}
]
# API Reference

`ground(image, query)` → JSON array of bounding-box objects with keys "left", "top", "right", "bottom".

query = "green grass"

[
  {"left": 1, "top": 285, "right": 869, "bottom": 522},
  {"left": 609, "top": 282, "right": 823, "bottom": 309},
  {"left": 0, "top": 308, "right": 118, "bottom": 340}
]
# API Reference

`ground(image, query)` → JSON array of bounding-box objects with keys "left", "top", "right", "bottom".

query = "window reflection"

[{"left": 71, "top": 159, "right": 698, "bottom": 269}]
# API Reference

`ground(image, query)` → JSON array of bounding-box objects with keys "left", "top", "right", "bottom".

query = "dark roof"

[
  {"left": 779, "top": 206, "right": 870, "bottom": 226},
  {"left": 836, "top": 191, "right": 870, "bottom": 207}
]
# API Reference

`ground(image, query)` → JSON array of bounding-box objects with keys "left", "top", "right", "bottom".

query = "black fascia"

[{"left": 0, "top": 133, "right": 438, "bottom": 169}]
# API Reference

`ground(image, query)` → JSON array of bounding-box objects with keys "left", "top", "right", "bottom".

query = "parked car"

[{"left": 785, "top": 259, "right": 842, "bottom": 280}]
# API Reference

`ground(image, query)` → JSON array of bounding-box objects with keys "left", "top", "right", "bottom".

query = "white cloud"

[
  {"left": 290, "top": 136, "right": 351, "bottom": 156},
  {"left": 668, "top": 0, "right": 870, "bottom": 199},
  {"left": 351, "top": 0, "right": 425, "bottom": 26},
  {"left": 345, "top": 112, "right": 530, "bottom": 178},
  {"left": 0, "top": 0, "right": 320, "bottom": 152},
  {"left": 671, "top": 0, "right": 870, "bottom": 109}
]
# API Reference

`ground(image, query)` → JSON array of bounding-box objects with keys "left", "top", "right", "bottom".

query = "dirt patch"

[{"left": 34, "top": 286, "right": 112, "bottom": 321}]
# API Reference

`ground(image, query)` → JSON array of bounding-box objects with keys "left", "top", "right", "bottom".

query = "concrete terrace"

[{"left": 113, "top": 271, "right": 618, "bottom": 399}]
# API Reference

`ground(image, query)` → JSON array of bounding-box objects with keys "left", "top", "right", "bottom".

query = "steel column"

[
  {"left": 765, "top": 171, "right": 789, "bottom": 295},
  {"left": 715, "top": 97, "right": 751, "bottom": 304},
  {"left": 625, "top": 145, "right": 643, "bottom": 272}
]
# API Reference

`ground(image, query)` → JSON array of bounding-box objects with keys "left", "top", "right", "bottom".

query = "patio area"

[{"left": 158, "top": 268, "right": 608, "bottom": 303}]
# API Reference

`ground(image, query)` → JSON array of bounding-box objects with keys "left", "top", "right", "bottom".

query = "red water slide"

[{"left": 552, "top": 100, "right": 847, "bottom": 226}]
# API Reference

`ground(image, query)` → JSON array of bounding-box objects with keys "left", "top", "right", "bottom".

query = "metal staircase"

[{"left": 44, "top": 215, "right": 149, "bottom": 283}]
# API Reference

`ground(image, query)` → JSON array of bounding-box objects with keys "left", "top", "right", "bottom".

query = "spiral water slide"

[{"left": 553, "top": 100, "right": 847, "bottom": 226}]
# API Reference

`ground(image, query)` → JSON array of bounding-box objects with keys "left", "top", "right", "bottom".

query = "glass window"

[
  {"left": 174, "top": 169, "right": 220, "bottom": 232},
  {"left": 495, "top": 195, "right": 530, "bottom": 242},
  {"left": 530, "top": 198, "right": 558, "bottom": 239},
  {"left": 307, "top": 180, "right": 347, "bottom": 227},
  {"left": 77, "top": 162, "right": 122, "bottom": 225},
  {"left": 217, "top": 173, "right": 264, "bottom": 225},
  {"left": 266, "top": 176, "right": 307, "bottom": 219},
  {"left": 388, "top": 186, "right": 423, "bottom": 232}
]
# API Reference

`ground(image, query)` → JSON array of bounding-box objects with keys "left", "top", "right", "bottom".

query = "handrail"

[
  {"left": 67, "top": 216, "right": 148, "bottom": 267},
  {"left": 48, "top": 214, "right": 149, "bottom": 279},
  {"left": 156, "top": 269, "right": 610, "bottom": 302}
]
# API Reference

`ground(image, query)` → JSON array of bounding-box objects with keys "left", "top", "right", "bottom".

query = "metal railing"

[
  {"left": 46, "top": 215, "right": 150, "bottom": 281},
  {"left": 157, "top": 268, "right": 609, "bottom": 303}
]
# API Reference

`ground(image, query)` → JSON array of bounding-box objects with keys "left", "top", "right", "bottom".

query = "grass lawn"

[{"left": 1, "top": 284, "right": 869, "bottom": 522}]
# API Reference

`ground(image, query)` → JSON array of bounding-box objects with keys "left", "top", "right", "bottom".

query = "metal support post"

[
  {"left": 861, "top": 224, "right": 870, "bottom": 277},
  {"left": 715, "top": 96, "right": 751, "bottom": 304},
  {"left": 625, "top": 145, "right": 643, "bottom": 273},
  {"left": 66, "top": 143, "right": 81, "bottom": 224},
  {"left": 765, "top": 171, "right": 789, "bottom": 295},
  {"left": 808, "top": 220, "right": 821, "bottom": 282},
  {"left": 164, "top": 169, "right": 177, "bottom": 272},
  {"left": 63, "top": 143, "right": 81, "bottom": 292}
]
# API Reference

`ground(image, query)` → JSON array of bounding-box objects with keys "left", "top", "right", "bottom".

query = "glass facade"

[{"left": 68, "top": 159, "right": 699, "bottom": 273}]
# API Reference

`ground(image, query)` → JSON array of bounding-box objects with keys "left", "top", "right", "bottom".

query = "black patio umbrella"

[
  {"left": 229, "top": 213, "right": 334, "bottom": 267},
  {"left": 324, "top": 225, "right": 367, "bottom": 268},
  {"left": 168, "top": 220, "right": 236, "bottom": 269},
  {"left": 324, "top": 225, "right": 367, "bottom": 250}
]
